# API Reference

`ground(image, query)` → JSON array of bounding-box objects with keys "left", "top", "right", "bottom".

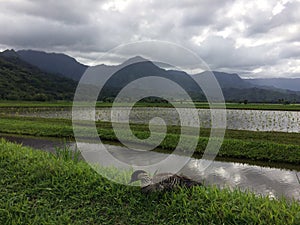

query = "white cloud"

[{"left": 0, "top": 0, "right": 299, "bottom": 77}]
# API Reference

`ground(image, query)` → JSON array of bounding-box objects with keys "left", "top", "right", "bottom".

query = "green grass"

[
  {"left": 0, "top": 100, "right": 73, "bottom": 108},
  {"left": 54, "top": 143, "right": 81, "bottom": 163},
  {"left": 2, "top": 100, "right": 300, "bottom": 111},
  {"left": 1, "top": 139, "right": 300, "bottom": 224},
  {"left": 1, "top": 116, "right": 300, "bottom": 165},
  {"left": 215, "top": 103, "right": 300, "bottom": 111},
  {"left": 0, "top": 116, "right": 73, "bottom": 137}
]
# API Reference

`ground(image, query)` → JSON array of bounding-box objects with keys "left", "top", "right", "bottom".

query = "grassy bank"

[
  {"left": 1, "top": 140, "right": 299, "bottom": 224},
  {"left": 1, "top": 116, "right": 300, "bottom": 164},
  {"left": 2, "top": 100, "right": 300, "bottom": 111}
]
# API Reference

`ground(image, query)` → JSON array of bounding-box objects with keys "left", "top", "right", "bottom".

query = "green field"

[
  {"left": 1, "top": 116, "right": 300, "bottom": 165},
  {"left": 0, "top": 101, "right": 73, "bottom": 108},
  {"left": 2, "top": 100, "right": 300, "bottom": 111},
  {"left": 1, "top": 140, "right": 299, "bottom": 224}
]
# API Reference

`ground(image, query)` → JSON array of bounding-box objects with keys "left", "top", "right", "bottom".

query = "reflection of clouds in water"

[
  {"left": 232, "top": 174, "right": 241, "bottom": 185},
  {"left": 70, "top": 142, "right": 300, "bottom": 201},
  {"left": 215, "top": 167, "right": 228, "bottom": 177},
  {"left": 78, "top": 142, "right": 169, "bottom": 168},
  {"left": 279, "top": 173, "right": 296, "bottom": 183},
  {"left": 184, "top": 159, "right": 300, "bottom": 201},
  {"left": 78, "top": 142, "right": 192, "bottom": 176}
]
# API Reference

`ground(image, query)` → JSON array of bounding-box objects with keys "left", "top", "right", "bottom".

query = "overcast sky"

[{"left": 0, "top": 0, "right": 299, "bottom": 78}]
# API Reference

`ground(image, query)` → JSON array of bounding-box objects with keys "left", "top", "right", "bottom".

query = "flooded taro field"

[{"left": 4, "top": 107, "right": 300, "bottom": 132}]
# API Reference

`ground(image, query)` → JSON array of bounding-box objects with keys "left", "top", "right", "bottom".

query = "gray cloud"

[
  {"left": 0, "top": 0, "right": 299, "bottom": 78},
  {"left": 243, "top": 1, "right": 300, "bottom": 37},
  {"left": 1, "top": 0, "right": 95, "bottom": 25}
]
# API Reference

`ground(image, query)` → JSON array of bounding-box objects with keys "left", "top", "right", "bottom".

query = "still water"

[
  {"left": 10, "top": 107, "right": 300, "bottom": 132},
  {"left": 2, "top": 134, "right": 300, "bottom": 201}
]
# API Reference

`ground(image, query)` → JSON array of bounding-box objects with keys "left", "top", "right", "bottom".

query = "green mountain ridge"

[
  {"left": 1, "top": 49, "right": 300, "bottom": 103},
  {"left": 0, "top": 50, "right": 77, "bottom": 101},
  {"left": 89, "top": 58, "right": 300, "bottom": 103},
  {"left": 17, "top": 49, "right": 88, "bottom": 81}
]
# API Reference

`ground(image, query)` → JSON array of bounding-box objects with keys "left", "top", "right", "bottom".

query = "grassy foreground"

[
  {"left": 1, "top": 139, "right": 300, "bottom": 224},
  {"left": 1, "top": 116, "right": 300, "bottom": 165}
]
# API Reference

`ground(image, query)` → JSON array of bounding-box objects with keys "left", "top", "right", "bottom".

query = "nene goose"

[{"left": 129, "top": 170, "right": 201, "bottom": 193}]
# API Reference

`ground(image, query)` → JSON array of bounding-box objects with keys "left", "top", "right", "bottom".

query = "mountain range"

[
  {"left": 0, "top": 49, "right": 300, "bottom": 103},
  {"left": 17, "top": 49, "right": 88, "bottom": 81},
  {"left": 0, "top": 50, "right": 76, "bottom": 101},
  {"left": 246, "top": 78, "right": 300, "bottom": 92}
]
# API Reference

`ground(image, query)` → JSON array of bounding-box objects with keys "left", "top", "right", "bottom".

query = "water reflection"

[
  {"left": 12, "top": 107, "right": 300, "bottom": 132},
  {"left": 93, "top": 142, "right": 300, "bottom": 201},
  {"left": 2, "top": 134, "right": 299, "bottom": 201},
  {"left": 183, "top": 160, "right": 300, "bottom": 201}
]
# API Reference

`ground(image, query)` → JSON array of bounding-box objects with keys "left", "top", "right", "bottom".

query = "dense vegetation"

[
  {"left": 0, "top": 52, "right": 77, "bottom": 101},
  {"left": 1, "top": 140, "right": 299, "bottom": 224}
]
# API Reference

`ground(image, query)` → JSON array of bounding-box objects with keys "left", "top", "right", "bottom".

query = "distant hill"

[
  {"left": 247, "top": 78, "right": 300, "bottom": 92},
  {"left": 84, "top": 57, "right": 204, "bottom": 101},
  {"left": 194, "top": 71, "right": 254, "bottom": 89},
  {"left": 2, "top": 48, "right": 300, "bottom": 103},
  {"left": 0, "top": 50, "right": 77, "bottom": 101},
  {"left": 83, "top": 56, "right": 300, "bottom": 103},
  {"left": 17, "top": 50, "right": 88, "bottom": 81},
  {"left": 222, "top": 87, "right": 300, "bottom": 103},
  {"left": 86, "top": 57, "right": 252, "bottom": 89}
]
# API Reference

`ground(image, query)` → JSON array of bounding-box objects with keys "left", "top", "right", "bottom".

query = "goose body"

[{"left": 129, "top": 170, "right": 201, "bottom": 193}]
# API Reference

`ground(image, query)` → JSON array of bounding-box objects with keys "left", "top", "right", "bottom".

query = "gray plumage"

[{"left": 129, "top": 170, "right": 201, "bottom": 193}]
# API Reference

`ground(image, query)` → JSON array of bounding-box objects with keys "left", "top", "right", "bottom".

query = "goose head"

[{"left": 129, "top": 170, "right": 149, "bottom": 184}]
